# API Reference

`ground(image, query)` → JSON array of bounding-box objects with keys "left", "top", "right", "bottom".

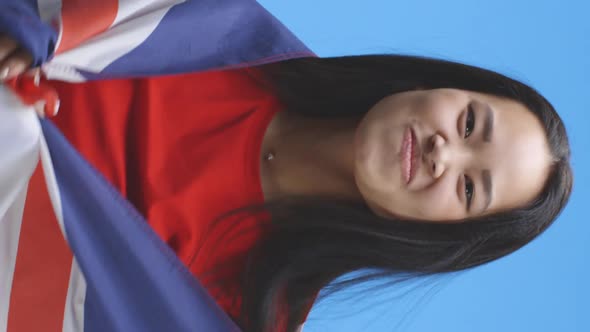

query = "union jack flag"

[{"left": 0, "top": 1, "right": 314, "bottom": 331}]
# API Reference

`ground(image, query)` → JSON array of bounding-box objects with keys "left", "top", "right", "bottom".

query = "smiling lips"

[{"left": 401, "top": 126, "right": 420, "bottom": 184}]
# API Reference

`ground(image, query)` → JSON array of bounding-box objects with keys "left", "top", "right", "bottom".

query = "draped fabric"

[{"left": 0, "top": 1, "right": 315, "bottom": 331}]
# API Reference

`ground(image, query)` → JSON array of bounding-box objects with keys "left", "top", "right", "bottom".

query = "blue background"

[{"left": 259, "top": 1, "right": 589, "bottom": 331}]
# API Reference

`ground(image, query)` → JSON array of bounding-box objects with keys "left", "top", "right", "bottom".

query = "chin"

[{"left": 364, "top": 200, "right": 393, "bottom": 219}]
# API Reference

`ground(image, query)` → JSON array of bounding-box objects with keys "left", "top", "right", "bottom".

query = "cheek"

[
  {"left": 417, "top": 93, "right": 465, "bottom": 129},
  {"left": 357, "top": 162, "right": 465, "bottom": 221},
  {"left": 403, "top": 177, "right": 465, "bottom": 221}
]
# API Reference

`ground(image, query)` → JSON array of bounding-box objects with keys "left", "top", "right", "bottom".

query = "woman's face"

[{"left": 353, "top": 88, "right": 552, "bottom": 222}]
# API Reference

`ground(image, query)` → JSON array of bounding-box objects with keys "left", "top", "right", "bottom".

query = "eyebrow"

[
  {"left": 483, "top": 103, "right": 494, "bottom": 142},
  {"left": 481, "top": 169, "right": 493, "bottom": 213}
]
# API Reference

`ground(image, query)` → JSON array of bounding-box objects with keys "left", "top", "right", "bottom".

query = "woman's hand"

[
  {"left": 0, "top": 34, "right": 35, "bottom": 81},
  {"left": 0, "top": 33, "right": 56, "bottom": 116}
]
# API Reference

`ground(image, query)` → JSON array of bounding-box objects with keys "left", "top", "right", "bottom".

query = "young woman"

[{"left": 0, "top": 40, "right": 573, "bottom": 332}]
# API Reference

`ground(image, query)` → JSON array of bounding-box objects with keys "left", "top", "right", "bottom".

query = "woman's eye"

[
  {"left": 464, "top": 104, "right": 475, "bottom": 138},
  {"left": 464, "top": 175, "right": 474, "bottom": 210}
]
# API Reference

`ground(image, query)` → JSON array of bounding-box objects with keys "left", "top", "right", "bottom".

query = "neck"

[{"left": 260, "top": 110, "right": 364, "bottom": 202}]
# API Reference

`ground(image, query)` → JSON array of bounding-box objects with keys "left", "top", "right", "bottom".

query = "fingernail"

[
  {"left": 34, "top": 101, "right": 46, "bottom": 118},
  {"left": 33, "top": 72, "right": 41, "bottom": 87},
  {"left": 53, "top": 99, "right": 60, "bottom": 116},
  {"left": 0, "top": 68, "right": 9, "bottom": 80}
]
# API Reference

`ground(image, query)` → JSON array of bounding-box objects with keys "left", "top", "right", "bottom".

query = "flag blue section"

[
  {"left": 41, "top": 120, "right": 241, "bottom": 332},
  {"left": 80, "top": 0, "right": 313, "bottom": 80},
  {"left": 0, "top": 0, "right": 58, "bottom": 66}
]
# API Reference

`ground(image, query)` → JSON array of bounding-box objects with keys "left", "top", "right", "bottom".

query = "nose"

[{"left": 424, "top": 133, "right": 449, "bottom": 179}]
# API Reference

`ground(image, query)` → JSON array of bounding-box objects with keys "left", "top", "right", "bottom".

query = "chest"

[{"left": 258, "top": 110, "right": 287, "bottom": 203}]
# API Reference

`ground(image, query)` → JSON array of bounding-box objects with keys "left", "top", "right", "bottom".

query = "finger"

[
  {"left": 33, "top": 95, "right": 60, "bottom": 118},
  {"left": 33, "top": 101, "right": 46, "bottom": 117},
  {"left": 0, "top": 48, "right": 34, "bottom": 80},
  {"left": 0, "top": 35, "right": 19, "bottom": 60},
  {"left": 24, "top": 67, "right": 42, "bottom": 86}
]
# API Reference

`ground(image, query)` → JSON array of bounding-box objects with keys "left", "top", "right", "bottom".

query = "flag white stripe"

[
  {"left": 0, "top": 85, "right": 44, "bottom": 332},
  {"left": 0, "top": 90, "right": 42, "bottom": 219},
  {"left": 45, "top": 5, "right": 176, "bottom": 82},
  {"left": 0, "top": 188, "right": 27, "bottom": 332},
  {"left": 62, "top": 260, "right": 87, "bottom": 332},
  {"left": 39, "top": 134, "right": 66, "bottom": 236},
  {"left": 113, "top": 0, "right": 185, "bottom": 26}
]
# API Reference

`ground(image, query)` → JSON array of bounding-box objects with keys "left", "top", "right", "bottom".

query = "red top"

[{"left": 47, "top": 68, "right": 301, "bottom": 323}]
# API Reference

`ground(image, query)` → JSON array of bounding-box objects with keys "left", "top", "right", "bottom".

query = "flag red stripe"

[
  {"left": 56, "top": 0, "right": 119, "bottom": 54},
  {"left": 7, "top": 164, "right": 73, "bottom": 332}
]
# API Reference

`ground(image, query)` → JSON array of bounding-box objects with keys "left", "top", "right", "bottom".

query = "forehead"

[{"left": 470, "top": 91, "right": 552, "bottom": 214}]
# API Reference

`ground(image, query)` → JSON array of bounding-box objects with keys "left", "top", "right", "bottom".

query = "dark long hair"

[{"left": 208, "top": 55, "right": 572, "bottom": 332}]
